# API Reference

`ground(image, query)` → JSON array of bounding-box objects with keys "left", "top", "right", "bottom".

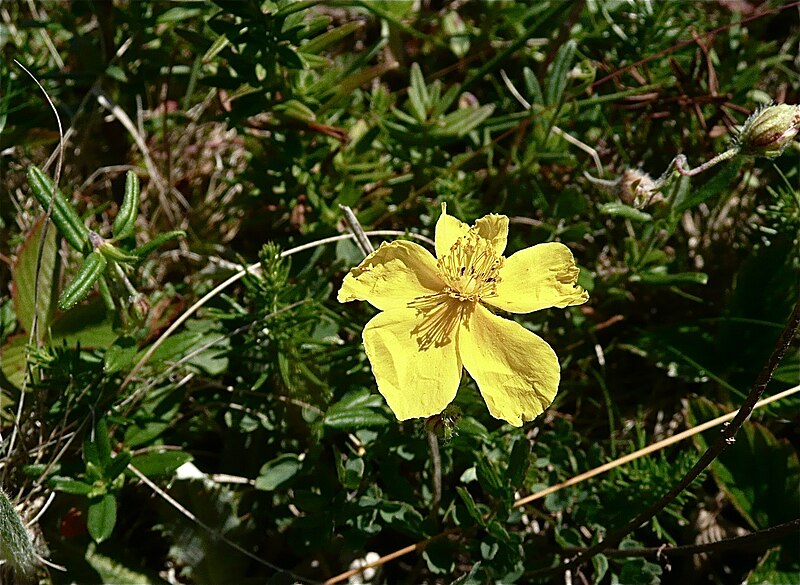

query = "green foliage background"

[{"left": 0, "top": 1, "right": 798, "bottom": 584}]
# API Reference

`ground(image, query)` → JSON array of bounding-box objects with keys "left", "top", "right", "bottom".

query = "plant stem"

[
  {"left": 427, "top": 430, "right": 442, "bottom": 518},
  {"left": 590, "top": 518, "right": 800, "bottom": 559},
  {"left": 674, "top": 148, "right": 738, "bottom": 177}
]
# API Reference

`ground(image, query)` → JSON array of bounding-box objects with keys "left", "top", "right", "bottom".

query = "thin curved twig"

[
  {"left": 578, "top": 517, "right": 800, "bottom": 559},
  {"left": 4, "top": 60, "right": 66, "bottom": 479},
  {"left": 118, "top": 230, "right": 434, "bottom": 393},
  {"left": 529, "top": 299, "right": 800, "bottom": 579}
]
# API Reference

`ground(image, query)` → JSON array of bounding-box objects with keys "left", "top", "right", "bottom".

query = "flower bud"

[
  {"left": 736, "top": 103, "right": 800, "bottom": 158},
  {"left": 425, "top": 406, "right": 461, "bottom": 440},
  {"left": 619, "top": 169, "right": 664, "bottom": 208}
]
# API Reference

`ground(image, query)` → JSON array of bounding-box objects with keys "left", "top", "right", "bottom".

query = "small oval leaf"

[{"left": 87, "top": 494, "right": 117, "bottom": 543}]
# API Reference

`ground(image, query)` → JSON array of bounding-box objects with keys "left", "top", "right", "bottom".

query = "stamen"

[{"left": 436, "top": 231, "right": 503, "bottom": 301}]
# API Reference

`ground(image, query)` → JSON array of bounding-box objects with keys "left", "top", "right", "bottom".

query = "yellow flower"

[{"left": 338, "top": 205, "right": 589, "bottom": 426}]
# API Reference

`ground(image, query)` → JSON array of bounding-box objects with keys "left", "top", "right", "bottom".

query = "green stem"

[{"left": 674, "top": 148, "right": 739, "bottom": 177}]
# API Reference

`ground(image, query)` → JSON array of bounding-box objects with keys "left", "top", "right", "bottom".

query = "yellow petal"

[
  {"left": 459, "top": 304, "right": 559, "bottom": 426},
  {"left": 338, "top": 240, "right": 444, "bottom": 310},
  {"left": 435, "top": 203, "right": 470, "bottom": 259},
  {"left": 473, "top": 213, "right": 509, "bottom": 256},
  {"left": 486, "top": 242, "right": 589, "bottom": 314},
  {"left": 363, "top": 308, "right": 462, "bottom": 420}
]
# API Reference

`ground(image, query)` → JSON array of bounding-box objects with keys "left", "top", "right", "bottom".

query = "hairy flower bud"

[
  {"left": 736, "top": 103, "right": 800, "bottom": 158},
  {"left": 619, "top": 169, "right": 664, "bottom": 208}
]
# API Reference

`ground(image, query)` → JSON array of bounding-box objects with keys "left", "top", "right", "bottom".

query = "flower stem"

[
  {"left": 427, "top": 430, "right": 442, "bottom": 519},
  {"left": 673, "top": 148, "right": 739, "bottom": 177}
]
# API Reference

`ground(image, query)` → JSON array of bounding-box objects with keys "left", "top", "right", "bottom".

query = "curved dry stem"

[
  {"left": 118, "top": 230, "right": 435, "bottom": 394},
  {"left": 589, "top": 517, "right": 800, "bottom": 559},
  {"left": 4, "top": 60, "right": 66, "bottom": 479},
  {"left": 530, "top": 299, "right": 800, "bottom": 579}
]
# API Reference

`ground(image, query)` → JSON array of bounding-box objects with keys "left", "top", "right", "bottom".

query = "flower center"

[{"left": 436, "top": 231, "right": 503, "bottom": 301}]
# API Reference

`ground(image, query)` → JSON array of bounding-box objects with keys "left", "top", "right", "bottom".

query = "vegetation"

[{"left": 0, "top": 1, "right": 798, "bottom": 584}]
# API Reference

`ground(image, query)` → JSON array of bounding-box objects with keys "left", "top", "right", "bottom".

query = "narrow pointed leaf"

[
  {"left": 112, "top": 171, "right": 139, "bottom": 240},
  {"left": 58, "top": 252, "right": 107, "bottom": 311},
  {"left": 132, "top": 230, "right": 186, "bottom": 259},
  {"left": 300, "top": 21, "right": 363, "bottom": 54},
  {"left": 27, "top": 165, "right": 89, "bottom": 252},
  {"left": 545, "top": 40, "right": 576, "bottom": 106},
  {"left": 408, "top": 62, "right": 429, "bottom": 122}
]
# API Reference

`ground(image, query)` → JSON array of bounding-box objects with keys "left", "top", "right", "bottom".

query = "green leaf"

[
  {"left": 324, "top": 389, "right": 390, "bottom": 430},
  {"left": 408, "top": 63, "right": 429, "bottom": 122},
  {"left": 50, "top": 299, "right": 115, "bottom": 347},
  {"left": 598, "top": 202, "right": 653, "bottom": 222},
  {"left": 11, "top": 217, "right": 59, "bottom": 338},
  {"left": 378, "top": 500, "right": 425, "bottom": 535},
  {"left": 476, "top": 456, "right": 504, "bottom": 498},
  {"left": 104, "top": 336, "right": 138, "bottom": 373},
  {"left": 630, "top": 269, "right": 708, "bottom": 286},
  {"left": 88, "top": 494, "right": 117, "bottom": 543},
  {"left": 274, "top": 99, "right": 316, "bottom": 123},
  {"left": 275, "top": 0, "right": 319, "bottom": 17},
  {"left": 334, "top": 451, "right": 364, "bottom": 490},
  {"left": 422, "top": 539, "right": 455, "bottom": 575},
  {"left": 98, "top": 243, "right": 139, "bottom": 263},
  {"left": 523, "top": 67, "right": 543, "bottom": 105},
  {"left": 105, "top": 452, "right": 132, "bottom": 482},
  {"left": 324, "top": 409, "right": 390, "bottom": 429},
  {"left": 84, "top": 439, "right": 101, "bottom": 467},
  {"left": 132, "top": 230, "right": 185, "bottom": 259},
  {"left": 430, "top": 83, "right": 461, "bottom": 118},
  {"left": 58, "top": 251, "right": 107, "bottom": 311},
  {"left": 255, "top": 454, "right": 302, "bottom": 491},
  {"left": 300, "top": 21, "right": 363, "bottom": 54},
  {"left": 112, "top": 171, "right": 140, "bottom": 241},
  {"left": 130, "top": 451, "right": 193, "bottom": 477},
  {"left": 592, "top": 554, "right": 609, "bottom": 585},
  {"left": 95, "top": 418, "right": 112, "bottom": 468},
  {"left": 506, "top": 437, "right": 530, "bottom": 489},
  {"left": 431, "top": 104, "right": 495, "bottom": 138},
  {"left": 456, "top": 486, "right": 485, "bottom": 526},
  {"left": 0, "top": 336, "right": 27, "bottom": 390},
  {"left": 49, "top": 477, "right": 94, "bottom": 495},
  {"left": 157, "top": 6, "right": 203, "bottom": 22},
  {"left": 545, "top": 39, "right": 576, "bottom": 106},
  {"left": 618, "top": 557, "right": 662, "bottom": 585},
  {"left": 27, "top": 165, "right": 89, "bottom": 252},
  {"left": 450, "top": 562, "right": 482, "bottom": 585},
  {"left": 202, "top": 34, "right": 230, "bottom": 64},
  {"left": 330, "top": 61, "right": 398, "bottom": 98}
]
